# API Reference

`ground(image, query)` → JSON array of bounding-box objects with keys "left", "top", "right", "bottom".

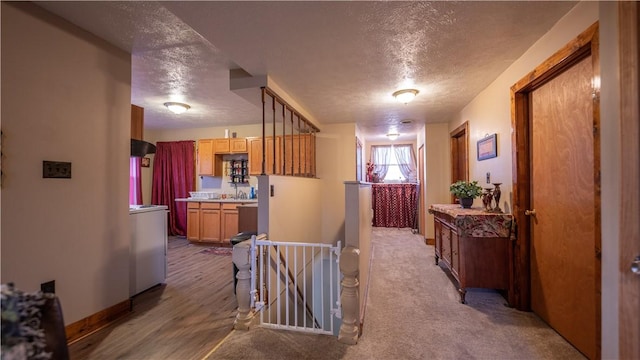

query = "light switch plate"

[{"left": 43, "top": 161, "right": 71, "bottom": 179}]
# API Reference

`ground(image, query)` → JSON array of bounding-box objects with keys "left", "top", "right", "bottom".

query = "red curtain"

[
  {"left": 129, "top": 157, "right": 143, "bottom": 205},
  {"left": 372, "top": 183, "right": 418, "bottom": 228},
  {"left": 151, "top": 141, "right": 195, "bottom": 236}
]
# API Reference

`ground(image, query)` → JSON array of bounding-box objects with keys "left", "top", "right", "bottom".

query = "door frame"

[
  {"left": 618, "top": 2, "right": 640, "bottom": 358},
  {"left": 510, "top": 21, "right": 601, "bottom": 331},
  {"left": 418, "top": 144, "right": 425, "bottom": 237}
]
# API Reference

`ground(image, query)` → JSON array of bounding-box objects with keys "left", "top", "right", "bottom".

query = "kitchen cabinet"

[
  {"left": 187, "top": 202, "right": 201, "bottom": 241},
  {"left": 429, "top": 204, "right": 512, "bottom": 304},
  {"left": 282, "top": 134, "right": 315, "bottom": 176},
  {"left": 186, "top": 201, "right": 253, "bottom": 246},
  {"left": 187, "top": 202, "right": 222, "bottom": 243},
  {"left": 213, "top": 138, "right": 247, "bottom": 154},
  {"left": 221, "top": 203, "right": 240, "bottom": 242},
  {"left": 197, "top": 139, "right": 216, "bottom": 176},
  {"left": 230, "top": 138, "right": 247, "bottom": 153},
  {"left": 247, "top": 136, "right": 281, "bottom": 175}
]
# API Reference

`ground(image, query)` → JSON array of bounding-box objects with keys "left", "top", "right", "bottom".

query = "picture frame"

[
  {"left": 141, "top": 157, "right": 151, "bottom": 167},
  {"left": 477, "top": 133, "right": 498, "bottom": 161}
]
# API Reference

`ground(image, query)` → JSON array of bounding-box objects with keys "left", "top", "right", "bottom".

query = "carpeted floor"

[{"left": 209, "top": 227, "right": 585, "bottom": 360}]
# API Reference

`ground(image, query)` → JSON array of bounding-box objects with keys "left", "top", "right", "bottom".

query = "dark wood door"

[
  {"left": 530, "top": 54, "right": 597, "bottom": 360},
  {"left": 450, "top": 122, "right": 468, "bottom": 203}
]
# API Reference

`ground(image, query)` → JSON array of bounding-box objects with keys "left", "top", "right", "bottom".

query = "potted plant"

[{"left": 449, "top": 180, "right": 483, "bottom": 208}]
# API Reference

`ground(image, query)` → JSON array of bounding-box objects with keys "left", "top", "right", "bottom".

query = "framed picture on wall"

[
  {"left": 477, "top": 133, "right": 497, "bottom": 161},
  {"left": 141, "top": 157, "right": 151, "bottom": 167}
]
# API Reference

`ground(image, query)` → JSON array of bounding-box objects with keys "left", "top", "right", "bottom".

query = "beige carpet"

[{"left": 209, "top": 227, "right": 585, "bottom": 360}]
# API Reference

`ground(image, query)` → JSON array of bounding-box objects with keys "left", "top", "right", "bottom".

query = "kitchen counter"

[
  {"left": 129, "top": 205, "right": 169, "bottom": 214},
  {"left": 175, "top": 198, "right": 258, "bottom": 203}
]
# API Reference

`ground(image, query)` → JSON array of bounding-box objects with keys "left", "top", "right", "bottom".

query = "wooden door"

[
  {"left": 512, "top": 23, "right": 600, "bottom": 359},
  {"left": 530, "top": 54, "right": 597, "bottom": 359},
  {"left": 418, "top": 144, "right": 425, "bottom": 236},
  {"left": 450, "top": 122, "right": 468, "bottom": 203}
]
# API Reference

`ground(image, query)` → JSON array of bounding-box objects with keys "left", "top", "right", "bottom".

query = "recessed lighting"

[
  {"left": 392, "top": 89, "right": 419, "bottom": 104},
  {"left": 164, "top": 102, "right": 191, "bottom": 114}
]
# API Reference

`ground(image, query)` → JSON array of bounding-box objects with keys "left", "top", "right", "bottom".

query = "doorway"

[
  {"left": 511, "top": 23, "right": 600, "bottom": 359},
  {"left": 418, "top": 144, "right": 425, "bottom": 237},
  {"left": 450, "top": 122, "right": 468, "bottom": 203}
]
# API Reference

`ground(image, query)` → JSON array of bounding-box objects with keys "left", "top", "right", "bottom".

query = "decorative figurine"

[
  {"left": 482, "top": 188, "right": 493, "bottom": 212},
  {"left": 492, "top": 183, "right": 502, "bottom": 213}
]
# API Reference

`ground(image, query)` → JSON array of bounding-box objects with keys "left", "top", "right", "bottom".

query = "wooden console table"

[{"left": 428, "top": 204, "right": 513, "bottom": 304}]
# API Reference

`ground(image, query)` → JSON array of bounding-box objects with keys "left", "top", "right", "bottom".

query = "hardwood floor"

[{"left": 69, "top": 237, "right": 238, "bottom": 360}]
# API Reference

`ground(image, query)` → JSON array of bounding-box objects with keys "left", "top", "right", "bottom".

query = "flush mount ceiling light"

[
  {"left": 386, "top": 133, "right": 400, "bottom": 141},
  {"left": 392, "top": 89, "right": 419, "bottom": 104},
  {"left": 163, "top": 102, "right": 191, "bottom": 114}
]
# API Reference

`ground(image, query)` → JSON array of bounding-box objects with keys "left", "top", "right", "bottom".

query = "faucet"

[{"left": 238, "top": 190, "right": 247, "bottom": 199}]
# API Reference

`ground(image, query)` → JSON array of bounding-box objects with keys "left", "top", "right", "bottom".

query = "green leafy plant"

[{"left": 449, "top": 180, "right": 483, "bottom": 199}]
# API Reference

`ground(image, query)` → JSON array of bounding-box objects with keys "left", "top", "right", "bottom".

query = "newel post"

[
  {"left": 232, "top": 240, "right": 252, "bottom": 330},
  {"left": 339, "top": 246, "right": 360, "bottom": 345}
]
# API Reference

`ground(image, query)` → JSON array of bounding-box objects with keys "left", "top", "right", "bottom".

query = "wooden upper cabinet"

[
  {"left": 247, "top": 137, "right": 280, "bottom": 175},
  {"left": 213, "top": 139, "right": 230, "bottom": 153},
  {"left": 198, "top": 139, "right": 214, "bottom": 176},
  {"left": 131, "top": 104, "right": 144, "bottom": 140},
  {"left": 230, "top": 138, "right": 247, "bottom": 153},
  {"left": 248, "top": 137, "right": 263, "bottom": 175}
]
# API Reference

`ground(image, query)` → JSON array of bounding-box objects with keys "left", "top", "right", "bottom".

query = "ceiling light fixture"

[
  {"left": 386, "top": 133, "right": 400, "bottom": 141},
  {"left": 164, "top": 102, "right": 191, "bottom": 114},
  {"left": 392, "top": 89, "right": 419, "bottom": 104}
]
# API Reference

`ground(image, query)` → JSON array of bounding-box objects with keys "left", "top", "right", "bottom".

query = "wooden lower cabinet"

[
  {"left": 200, "top": 203, "right": 221, "bottom": 242},
  {"left": 187, "top": 202, "right": 201, "bottom": 241},
  {"left": 431, "top": 205, "right": 511, "bottom": 304},
  {"left": 186, "top": 201, "right": 251, "bottom": 246},
  {"left": 221, "top": 203, "right": 239, "bottom": 243}
]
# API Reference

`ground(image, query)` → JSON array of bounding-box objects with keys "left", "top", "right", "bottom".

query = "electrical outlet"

[
  {"left": 43, "top": 161, "right": 71, "bottom": 179},
  {"left": 41, "top": 280, "right": 55, "bottom": 294}
]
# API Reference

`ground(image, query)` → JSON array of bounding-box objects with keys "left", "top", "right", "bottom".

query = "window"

[{"left": 370, "top": 144, "right": 417, "bottom": 183}]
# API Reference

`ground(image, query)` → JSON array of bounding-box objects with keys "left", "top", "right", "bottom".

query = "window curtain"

[
  {"left": 370, "top": 145, "right": 391, "bottom": 181},
  {"left": 393, "top": 145, "right": 417, "bottom": 182},
  {"left": 151, "top": 141, "right": 195, "bottom": 236},
  {"left": 129, "top": 157, "right": 143, "bottom": 205}
]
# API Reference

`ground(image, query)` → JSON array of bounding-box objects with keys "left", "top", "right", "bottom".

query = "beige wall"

[
  {"left": 262, "top": 176, "right": 323, "bottom": 244},
  {"left": 423, "top": 123, "right": 451, "bottom": 239},
  {"left": 444, "top": 1, "right": 625, "bottom": 356},
  {"left": 449, "top": 2, "right": 598, "bottom": 214},
  {"left": 1, "top": 3, "right": 132, "bottom": 324},
  {"left": 316, "top": 123, "right": 357, "bottom": 244}
]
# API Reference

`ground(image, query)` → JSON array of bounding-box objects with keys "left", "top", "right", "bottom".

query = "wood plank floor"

[{"left": 69, "top": 237, "right": 237, "bottom": 360}]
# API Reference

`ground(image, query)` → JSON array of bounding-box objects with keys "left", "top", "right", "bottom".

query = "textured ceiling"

[{"left": 37, "top": 1, "right": 577, "bottom": 141}]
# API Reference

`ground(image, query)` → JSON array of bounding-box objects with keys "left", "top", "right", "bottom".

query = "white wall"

[
  {"left": 1, "top": 3, "right": 132, "bottom": 324},
  {"left": 449, "top": 1, "right": 598, "bottom": 214}
]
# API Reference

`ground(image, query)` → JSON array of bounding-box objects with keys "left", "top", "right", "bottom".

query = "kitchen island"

[{"left": 176, "top": 198, "right": 258, "bottom": 246}]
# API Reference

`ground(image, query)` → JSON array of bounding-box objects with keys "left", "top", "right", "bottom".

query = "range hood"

[{"left": 131, "top": 139, "right": 156, "bottom": 157}]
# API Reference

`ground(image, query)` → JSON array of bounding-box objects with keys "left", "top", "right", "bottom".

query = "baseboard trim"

[
  {"left": 425, "top": 238, "right": 435, "bottom": 246},
  {"left": 66, "top": 299, "right": 131, "bottom": 344}
]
